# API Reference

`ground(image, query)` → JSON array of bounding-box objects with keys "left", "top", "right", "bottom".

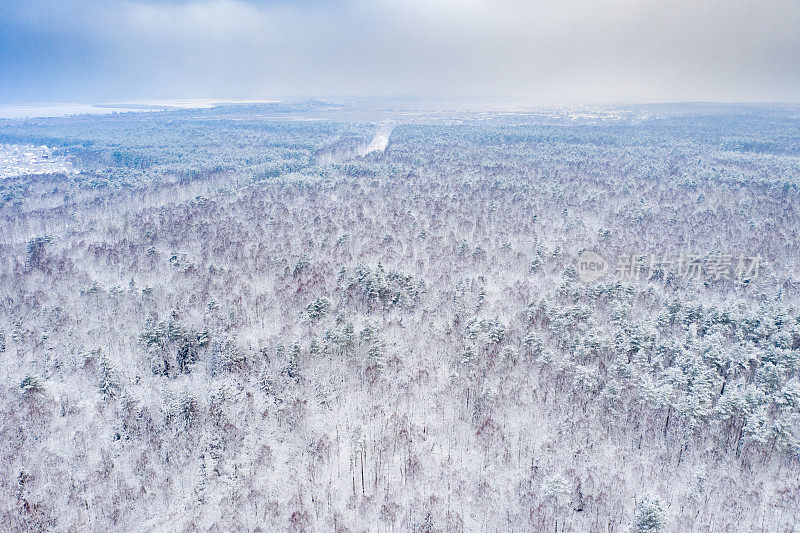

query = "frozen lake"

[
  {"left": 0, "top": 99, "right": 280, "bottom": 119},
  {"left": 0, "top": 104, "right": 149, "bottom": 119}
]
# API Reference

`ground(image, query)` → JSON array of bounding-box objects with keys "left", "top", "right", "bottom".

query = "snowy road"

[{"left": 357, "top": 124, "right": 394, "bottom": 156}]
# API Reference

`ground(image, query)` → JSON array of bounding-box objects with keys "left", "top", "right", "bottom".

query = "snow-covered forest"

[{"left": 1, "top": 101, "right": 800, "bottom": 531}]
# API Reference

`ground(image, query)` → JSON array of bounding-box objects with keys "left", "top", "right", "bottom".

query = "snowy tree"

[{"left": 632, "top": 496, "right": 666, "bottom": 532}]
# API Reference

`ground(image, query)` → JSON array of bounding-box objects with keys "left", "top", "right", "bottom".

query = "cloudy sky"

[{"left": 1, "top": 0, "right": 799, "bottom": 104}]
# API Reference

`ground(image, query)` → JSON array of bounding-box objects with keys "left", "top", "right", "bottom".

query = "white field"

[
  {"left": 357, "top": 124, "right": 394, "bottom": 156},
  {"left": 0, "top": 144, "right": 77, "bottom": 179}
]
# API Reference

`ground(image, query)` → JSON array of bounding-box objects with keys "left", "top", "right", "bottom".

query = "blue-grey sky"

[{"left": 1, "top": 0, "right": 799, "bottom": 104}]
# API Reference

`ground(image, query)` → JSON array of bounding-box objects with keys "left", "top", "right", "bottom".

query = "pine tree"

[
  {"left": 285, "top": 342, "right": 301, "bottom": 379},
  {"left": 99, "top": 356, "right": 119, "bottom": 400},
  {"left": 177, "top": 339, "right": 198, "bottom": 373},
  {"left": 306, "top": 297, "right": 331, "bottom": 320},
  {"left": 19, "top": 375, "right": 42, "bottom": 395},
  {"left": 632, "top": 496, "right": 666, "bottom": 532}
]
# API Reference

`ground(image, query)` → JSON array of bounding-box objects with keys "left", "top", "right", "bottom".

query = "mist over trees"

[{"left": 1, "top": 101, "right": 799, "bottom": 531}]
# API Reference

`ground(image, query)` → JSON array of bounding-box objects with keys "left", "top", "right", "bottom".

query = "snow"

[
  {"left": 0, "top": 144, "right": 78, "bottom": 179},
  {"left": 0, "top": 99, "right": 282, "bottom": 119},
  {"left": 357, "top": 124, "right": 394, "bottom": 156},
  {"left": 2, "top": 103, "right": 800, "bottom": 532},
  {"left": 0, "top": 104, "right": 149, "bottom": 119}
]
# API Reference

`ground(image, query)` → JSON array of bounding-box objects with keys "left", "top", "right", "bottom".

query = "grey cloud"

[{"left": 1, "top": 0, "right": 799, "bottom": 103}]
